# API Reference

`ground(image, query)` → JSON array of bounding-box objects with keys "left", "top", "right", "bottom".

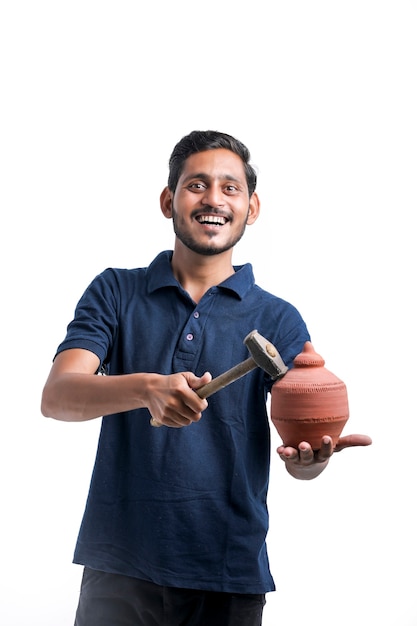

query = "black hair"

[{"left": 168, "top": 130, "right": 257, "bottom": 196}]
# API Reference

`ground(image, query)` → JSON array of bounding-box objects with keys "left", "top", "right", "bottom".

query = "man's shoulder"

[
  {"left": 94, "top": 251, "right": 172, "bottom": 288},
  {"left": 251, "top": 282, "right": 297, "bottom": 308}
]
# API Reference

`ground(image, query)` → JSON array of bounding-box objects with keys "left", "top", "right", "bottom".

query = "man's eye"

[
  {"left": 225, "top": 185, "right": 238, "bottom": 193},
  {"left": 188, "top": 183, "right": 206, "bottom": 190}
]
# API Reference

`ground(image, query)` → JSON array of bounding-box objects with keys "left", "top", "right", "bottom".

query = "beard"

[{"left": 171, "top": 206, "right": 249, "bottom": 256}]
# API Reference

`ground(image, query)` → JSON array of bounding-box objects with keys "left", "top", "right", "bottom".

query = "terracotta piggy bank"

[{"left": 271, "top": 342, "right": 349, "bottom": 450}]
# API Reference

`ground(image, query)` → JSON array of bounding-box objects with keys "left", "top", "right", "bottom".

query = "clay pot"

[{"left": 270, "top": 342, "right": 349, "bottom": 450}]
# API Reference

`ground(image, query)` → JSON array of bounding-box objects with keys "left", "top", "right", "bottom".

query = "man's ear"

[
  {"left": 160, "top": 186, "right": 174, "bottom": 218},
  {"left": 246, "top": 192, "right": 260, "bottom": 225}
]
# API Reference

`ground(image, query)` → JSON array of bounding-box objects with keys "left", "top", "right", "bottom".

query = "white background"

[{"left": 1, "top": 1, "right": 416, "bottom": 624}]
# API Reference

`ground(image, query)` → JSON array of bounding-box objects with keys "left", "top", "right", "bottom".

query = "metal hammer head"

[{"left": 244, "top": 330, "right": 288, "bottom": 379}]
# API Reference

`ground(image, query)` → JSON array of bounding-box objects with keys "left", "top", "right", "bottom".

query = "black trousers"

[{"left": 74, "top": 568, "right": 266, "bottom": 626}]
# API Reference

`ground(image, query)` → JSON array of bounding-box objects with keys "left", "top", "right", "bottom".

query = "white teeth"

[{"left": 197, "top": 215, "right": 227, "bottom": 225}]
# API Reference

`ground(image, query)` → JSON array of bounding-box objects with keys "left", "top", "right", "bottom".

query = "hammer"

[{"left": 150, "top": 330, "right": 287, "bottom": 427}]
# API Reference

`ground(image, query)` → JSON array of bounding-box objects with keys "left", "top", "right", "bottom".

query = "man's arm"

[{"left": 41, "top": 348, "right": 211, "bottom": 427}]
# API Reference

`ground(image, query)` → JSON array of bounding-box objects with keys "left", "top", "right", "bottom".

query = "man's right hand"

[{"left": 147, "top": 371, "right": 212, "bottom": 428}]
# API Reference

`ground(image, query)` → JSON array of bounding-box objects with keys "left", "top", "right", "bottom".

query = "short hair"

[{"left": 168, "top": 130, "right": 257, "bottom": 196}]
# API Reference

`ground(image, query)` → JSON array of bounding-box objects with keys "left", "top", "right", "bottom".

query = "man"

[{"left": 41, "top": 130, "right": 371, "bottom": 626}]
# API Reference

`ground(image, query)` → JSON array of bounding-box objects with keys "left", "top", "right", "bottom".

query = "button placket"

[{"left": 173, "top": 291, "right": 218, "bottom": 371}]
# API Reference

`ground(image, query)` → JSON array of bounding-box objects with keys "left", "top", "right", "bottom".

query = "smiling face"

[{"left": 160, "top": 149, "right": 260, "bottom": 257}]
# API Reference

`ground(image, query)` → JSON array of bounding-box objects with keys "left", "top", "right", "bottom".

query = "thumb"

[
  {"left": 190, "top": 371, "right": 212, "bottom": 391},
  {"left": 196, "top": 371, "right": 212, "bottom": 388},
  {"left": 181, "top": 371, "right": 212, "bottom": 390},
  {"left": 334, "top": 434, "right": 373, "bottom": 452}
]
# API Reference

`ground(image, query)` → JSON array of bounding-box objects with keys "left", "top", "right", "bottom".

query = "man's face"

[{"left": 164, "top": 149, "right": 259, "bottom": 256}]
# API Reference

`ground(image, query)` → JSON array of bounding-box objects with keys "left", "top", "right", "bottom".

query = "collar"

[{"left": 146, "top": 251, "right": 255, "bottom": 300}]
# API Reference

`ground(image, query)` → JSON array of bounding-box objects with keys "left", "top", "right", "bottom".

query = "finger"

[
  {"left": 157, "top": 395, "right": 205, "bottom": 426},
  {"left": 165, "top": 389, "right": 206, "bottom": 422},
  {"left": 150, "top": 415, "right": 195, "bottom": 429},
  {"left": 334, "top": 434, "right": 373, "bottom": 452},
  {"left": 316, "top": 436, "right": 333, "bottom": 462},
  {"left": 165, "top": 418, "right": 194, "bottom": 429},
  {"left": 277, "top": 445, "right": 298, "bottom": 462},
  {"left": 298, "top": 442, "right": 315, "bottom": 465}
]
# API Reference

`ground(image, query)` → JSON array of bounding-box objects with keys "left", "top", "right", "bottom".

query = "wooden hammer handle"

[{"left": 195, "top": 357, "right": 256, "bottom": 399}]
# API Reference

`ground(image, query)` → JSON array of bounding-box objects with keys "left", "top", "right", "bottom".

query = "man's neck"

[{"left": 171, "top": 244, "right": 235, "bottom": 304}]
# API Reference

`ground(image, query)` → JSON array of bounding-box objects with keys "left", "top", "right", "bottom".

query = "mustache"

[{"left": 190, "top": 206, "right": 231, "bottom": 219}]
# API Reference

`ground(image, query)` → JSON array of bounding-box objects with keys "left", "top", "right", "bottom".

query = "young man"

[{"left": 41, "top": 130, "right": 371, "bottom": 626}]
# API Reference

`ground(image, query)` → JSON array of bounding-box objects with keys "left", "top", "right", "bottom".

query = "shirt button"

[
  {"left": 193, "top": 311, "right": 200, "bottom": 318},
  {"left": 186, "top": 333, "right": 194, "bottom": 341}
]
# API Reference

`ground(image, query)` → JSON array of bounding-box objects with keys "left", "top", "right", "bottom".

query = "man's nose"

[{"left": 201, "top": 185, "right": 224, "bottom": 207}]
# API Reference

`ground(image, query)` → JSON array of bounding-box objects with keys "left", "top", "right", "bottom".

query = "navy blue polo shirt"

[{"left": 56, "top": 250, "right": 310, "bottom": 594}]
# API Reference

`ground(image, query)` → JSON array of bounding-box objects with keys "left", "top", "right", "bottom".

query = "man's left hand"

[{"left": 277, "top": 434, "right": 372, "bottom": 480}]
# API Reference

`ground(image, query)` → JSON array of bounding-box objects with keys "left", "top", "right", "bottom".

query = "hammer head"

[{"left": 244, "top": 330, "right": 288, "bottom": 380}]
